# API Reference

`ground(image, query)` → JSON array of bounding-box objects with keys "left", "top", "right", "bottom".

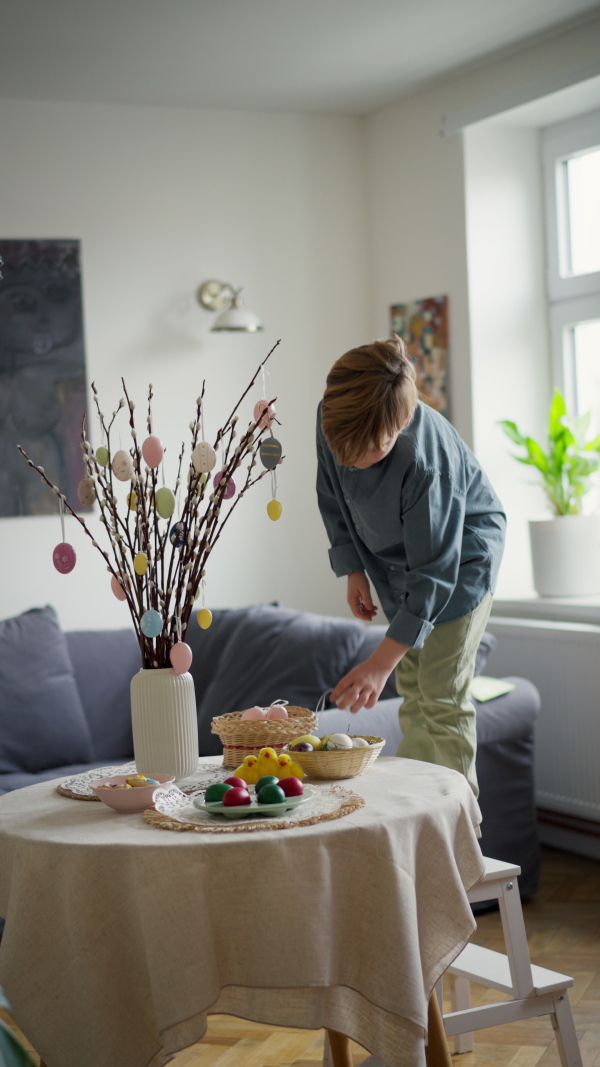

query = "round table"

[{"left": 0, "top": 756, "right": 484, "bottom": 1067}]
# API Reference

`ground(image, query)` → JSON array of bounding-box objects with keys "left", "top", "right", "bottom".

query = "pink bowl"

[{"left": 90, "top": 773, "right": 175, "bottom": 813}]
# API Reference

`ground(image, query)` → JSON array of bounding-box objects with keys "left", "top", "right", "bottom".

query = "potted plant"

[{"left": 499, "top": 389, "right": 600, "bottom": 597}]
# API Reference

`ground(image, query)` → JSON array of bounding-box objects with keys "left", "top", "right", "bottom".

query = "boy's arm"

[{"left": 315, "top": 424, "right": 363, "bottom": 578}]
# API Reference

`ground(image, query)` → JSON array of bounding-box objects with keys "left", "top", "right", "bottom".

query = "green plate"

[{"left": 194, "top": 786, "right": 314, "bottom": 819}]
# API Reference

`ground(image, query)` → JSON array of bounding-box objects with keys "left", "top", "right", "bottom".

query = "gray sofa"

[{"left": 0, "top": 604, "right": 541, "bottom": 901}]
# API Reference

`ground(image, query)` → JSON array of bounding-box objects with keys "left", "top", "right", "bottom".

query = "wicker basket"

[
  {"left": 287, "top": 736, "right": 385, "bottom": 779},
  {"left": 211, "top": 706, "right": 319, "bottom": 768}
]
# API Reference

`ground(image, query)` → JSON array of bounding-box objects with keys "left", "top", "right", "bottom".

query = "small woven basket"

[
  {"left": 211, "top": 706, "right": 319, "bottom": 768},
  {"left": 287, "top": 736, "right": 385, "bottom": 780}
]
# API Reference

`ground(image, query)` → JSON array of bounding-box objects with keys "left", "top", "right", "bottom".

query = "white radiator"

[{"left": 486, "top": 617, "right": 600, "bottom": 824}]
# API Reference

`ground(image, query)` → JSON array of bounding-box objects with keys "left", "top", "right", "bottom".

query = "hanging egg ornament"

[
  {"left": 134, "top": 553, "right": 148, "bottom": 576},
  {"left": 140, "top": 609, "right": 163, "bottom": 638},
  {"left": 169, "top": 642, "right": 193, "bottom": 674},
  {"left": 267, "top": 499, "right": 282, "bottom": 521},
  {"left": 77, "top": 477, "right": 96, "bottom": 507},
  {"left": 154, "top": 486, "right": 175, "bottom": 519},
  {"left": 52, "top": 542, "right": 76, "bottom": 574},
  {"left": 213, "top": 471, "right": 236, "bottom": 500},
  {"left": 112, "top": 450, "right": 134, "bottom": 482},
  {"left": 169, "top": 521, "right": 187, "bottom": 548},
  {"left": 95, "top": 446, "right": 109, "bottom": 467},
  {"left": 253, "top": 400, "right": 276, "bottom": 429},
  {"left": 192, "top": 441, "right": 217, "bottom": 474},
  {"left": 127, "top": 490, "right": 138, "bottom": 511},
  {"left": 260, "top": 438, "right": 282, "bottom": 470},
  {"left": 198, "top": 608, "right": 213, "bottom": 630},
  {"left": 110, "top": 573, "right": 128, "bottom": 601},
  {"left": 141, "top": 435, "right": 164, "bottom": 469}
]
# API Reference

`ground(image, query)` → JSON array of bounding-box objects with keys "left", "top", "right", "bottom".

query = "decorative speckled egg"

[
  {"left": 52, "top": 542, "right": 76, "bottom": 574},
  {"left": 197, "top": 608, "right": 213, "bottom": 630},
  {"left": 259, "top": 438, "right": 282, "bottom": 470},
  {"left": 112, "top": 450, "right": 134, "bottom": 482},
  {"left": 141, "top": 435, "right": 164, "bottom": 469},
  {"left": 95, "top": 446, "right": 109, "bottom": 467},
  {"left": 133, "top": 553, "right": 148, "bottom": 576},
  {"left": 169, "top": 521, "right": 187, "bottom": 547},
  {"left": 141, "top": 609, "right": 163, "bottom": 638},
  {"left": 192, "top": 441, "right": 217, "bottom": 474},
  {"left": 267, "top": 499, "right": 282, "bottom": 521},
  {"left": 169, "top": 642, "right": 193, "bottom": 674},
  {"left": 127, "top": 490, "right": 138, "bottom": 511},
  {"left": 154, "top": 486, "right": 175, "bottom": 519},
  {"left": 110, "top": 573, "right": 128, "bottom": 601},
  {"left": 324, "top": 732, "right": 353, "bottom": 751},
  {"left": 266, "top": 704, "right": 288, "bottom": 720},
  {"left": 213, "top": 471, "right": 236, "bottom": 499},
  {"left": 240, "top": 706, "right": 267, "bottom": 721},
  {"left": 253, "top": 400, "right": 276, "bottom": 428},
  {"left": 77, "top": 477, "right": 96, "bottom": 507}
]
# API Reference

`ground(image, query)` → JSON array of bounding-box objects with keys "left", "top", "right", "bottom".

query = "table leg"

[
  {"left": 327, "top": 1030, "right": 353, "bottom": 1067},
  {"left": 425, "top": 991, "right": 452, "bottom": 1067}
]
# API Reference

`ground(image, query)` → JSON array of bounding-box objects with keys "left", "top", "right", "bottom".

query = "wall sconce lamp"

[{"left": 197, "top": 279, "right": 263, "bottom": 333}]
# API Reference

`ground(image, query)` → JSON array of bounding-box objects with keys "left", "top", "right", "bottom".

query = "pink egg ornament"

[
  {"left": 213, "top": 471, "right": 236, "bottom": 499},
  {"left": 266, "top": 705, "right": 289, "bottom": 720},
  {"left": 141, "top": 435, "right": 164, "bottom": 469},
  {"left": 52, "top": 542, "right": 76, "bottom": 574},
  {"left": 253, "top": 400, "right": 276, "bottom": 429},
  {"left": 111, "top": 573, "right": 129, "bottom": 601},
  {"left": 169, "top": 642, "right": 193, "bottom": 674},
  {"left": 240, "top": 706, "right": 267, "bottom": 721}
]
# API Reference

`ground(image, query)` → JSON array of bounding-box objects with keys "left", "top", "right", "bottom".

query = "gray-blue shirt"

[{"left": 316, "top": 401, "right": 506, "bottom": 649}]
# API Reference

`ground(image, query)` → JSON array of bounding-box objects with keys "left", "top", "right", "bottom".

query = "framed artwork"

[
  {"left": 390, "top": 295, "right": 448, "bottom": 416},
  {"left": 0, "top": 239, "right": 90, "bottom": 517}
]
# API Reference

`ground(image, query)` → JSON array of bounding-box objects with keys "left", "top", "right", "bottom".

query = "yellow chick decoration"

[
  {"left": 233, "top": 755, "right": 261, "bottom": 785},
  {"left": 276, "top": 753, "right": 305, "bottom": 780},
  {"left": 257, "top": 747, "right": 281, "bottom": 778}
]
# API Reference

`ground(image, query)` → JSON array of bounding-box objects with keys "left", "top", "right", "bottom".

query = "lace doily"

[
  {"left": 144, "top": 782, "right": 365, "bottom": 833},
  {"left": 57, "top": 759, "right": 226, "bottom": 800}
]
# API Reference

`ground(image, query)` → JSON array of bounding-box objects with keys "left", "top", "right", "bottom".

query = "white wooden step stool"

[{"left": 443, "top": 856, "right": 582, "bottom": 1064}]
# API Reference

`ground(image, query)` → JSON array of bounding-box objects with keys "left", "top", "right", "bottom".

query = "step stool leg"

[
  {"left": 498, "top": 877, "right": 535, "bottom": 998},
  {"left": 322, "top": 1031, "right": 332, "bottom": 1067},
  {"left": 435, "top": 976, "right": 443, "bottom": 1011},
  {"left": 451, "top": 975, "right": 474, "bottom": 1054},
  {"left": 552, "top": 991, "right": 583, "bottom": 1067}
]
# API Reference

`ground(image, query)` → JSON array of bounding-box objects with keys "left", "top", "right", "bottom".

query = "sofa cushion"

[
  {"left": 0, "top": 606, "right": 94, "bottom": 774},
  {"left": 66, "top": 629, "right": 139, "bottom": 760},
  {"left": 0, "top": 759, "right": 126, "bottom": 796}
]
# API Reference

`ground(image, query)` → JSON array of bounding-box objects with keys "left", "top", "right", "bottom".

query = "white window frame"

[{"left": 549, "top": 294, "right": 600, "bottom": 413}]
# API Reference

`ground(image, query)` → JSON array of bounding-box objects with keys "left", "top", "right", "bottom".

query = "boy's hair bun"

[{"left": 322, "top": 335, "right": 417, "bottom": 466}]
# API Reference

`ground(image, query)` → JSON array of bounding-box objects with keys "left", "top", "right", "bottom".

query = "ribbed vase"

[{"left": 130, "top": 668, "right": 199, "bottom": 782}]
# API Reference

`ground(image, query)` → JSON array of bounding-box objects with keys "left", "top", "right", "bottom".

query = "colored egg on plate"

[
  {"left": 140, "top": 609, "right": 163, "bottom": 638},
  {"left": 205, "top": 783, "right": 232, "bottom": 803},
  {"left": 112, "top": 449, "right": 134, "bottom": 482},
  {"left": 255, "top": 776, "right": 278, "bottom": 794},
  {"left": 154, "top": 486, "right": 175, "bottom": 519},
  {"left": 267, "top": 499, "right": 282, "bottom": 521},
  {"left": 77, "top": 477, "right": 95, "bottom": 507},
  {"left": 192, "top": 441, "right": 217, "bottom": 474},
  {"left": 223, "top": 787, "right": 252, "bottom": 807},
  {"left": 110, "top": 573, "right": 128, "bottom": 600},
  {"left": 257, "top": 783, "right": 286, "bottom": 805},
  {"left": 279, "top": 777, "right": 304, "bottom": 797},
  {"left": 224, "top": 777, "right": 248, "bottom": 790},
  {"left": 169, "top": 642, "right": 193, "bottom": 674},
  {"left": 133, "top": 553, "right": 148, "bottom": 576},
  {"left": 253, "top": 400, "right": 275, "bottom": 428},
  {"left": 141, "top": 435, "right": 164, "bottom": 468},
  {"left": 52, "top": 542, "right": 76, "bottom": 574},
  {"left": 259, "top": 438, "right": 282, "bottom": 470},
  {"left": 197, "top": 608, "right": 212, "bottom": 630},
  {"left": 95, "top": 446, "right": 109, "bottom": 467}
]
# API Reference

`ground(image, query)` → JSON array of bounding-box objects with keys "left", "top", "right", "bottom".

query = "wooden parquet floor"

[{"left": 2, "top": 846, "right": 599, "bottom": 1066}]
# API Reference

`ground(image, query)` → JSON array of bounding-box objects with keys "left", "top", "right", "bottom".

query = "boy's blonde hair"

[{"left": 322, "top": 336, "right": 418, "bottom": 465}]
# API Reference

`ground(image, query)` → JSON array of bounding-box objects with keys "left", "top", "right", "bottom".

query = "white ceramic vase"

[
  {"left": 130, "top": 668, "right": 199, "bottom": 782},
  {"left": 528, "top": 514, "right": 600, "bottom": 597}
]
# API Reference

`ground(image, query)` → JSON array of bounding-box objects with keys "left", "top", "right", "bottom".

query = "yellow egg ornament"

[
  {"left": 267, "top": 499, "right": 282, "bottom": 521},
  {"left": 134, "top": 553, "right": 148, "bottom": 576},
  {"left": 127, "top": 490, "right": 138, "bottom": 511},
  {"left": 198, "top": 608, "right": 213, "bottom": 629}
]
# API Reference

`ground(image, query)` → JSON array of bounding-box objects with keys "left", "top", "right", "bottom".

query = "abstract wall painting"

[
  {"left": 0, "top": 239, "right": 90, "bottom": 517},
  {"left": 390, "top": 295, "right": 448, "bottom": 416}
]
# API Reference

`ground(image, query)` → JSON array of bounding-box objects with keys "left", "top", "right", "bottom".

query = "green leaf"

[
  {"left": 0, "top": 1022, "right": 37, "bottom": 1067},
  {"left": 583, "top": 434, "right": 600, "bottom": 452},
  {"left": 498, "top": 420, "right": 526, "bottom": 446},
  {"left": 524, "top": 437, "right": 548, "bottom": 471},
  {"left": 549, "top": 390, "right": 567, "bottom": 440}
]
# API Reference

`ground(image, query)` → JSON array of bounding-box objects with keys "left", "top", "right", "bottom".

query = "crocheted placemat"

[
  {"left": 144, "top": 783, "right": 364, "bottom": 833},
  {"left": 57, "top": 760, "right": 224, "bottom": 800}
]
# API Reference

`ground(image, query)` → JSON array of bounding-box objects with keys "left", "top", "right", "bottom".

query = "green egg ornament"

[
  {"left": 155, "top": 486, "right": 175, "bottom": 519},
  {"left": 96, "top": 446, "right": 109, "bottom": 467}
]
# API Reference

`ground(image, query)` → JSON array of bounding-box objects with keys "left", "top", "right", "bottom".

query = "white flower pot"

[
  {"left": 130, "top": 668, "right": 199, "bottom": 781},
  {"left": 528, "top": 514, "right": 600, "bottom": 597}
]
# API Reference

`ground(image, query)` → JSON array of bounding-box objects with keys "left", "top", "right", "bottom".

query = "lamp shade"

[{"left": 212, "top": 302, "right": 263, "bottom": 333}]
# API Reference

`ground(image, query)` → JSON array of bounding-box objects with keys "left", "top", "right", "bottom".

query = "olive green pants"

[{"left": 395, "top": 593, "right": 493, "bottom": 797}]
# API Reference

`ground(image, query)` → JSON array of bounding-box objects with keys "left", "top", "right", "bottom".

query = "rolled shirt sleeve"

[
  {"left": 386, "top": 470, "right": 467, "bottom": 649},
  {"left": 316, "top": 435, "right": 363, "bottom": 577}
]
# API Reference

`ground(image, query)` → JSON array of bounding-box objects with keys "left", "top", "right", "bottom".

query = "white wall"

[{"left": 0, "top": 99, "right": 370, "bottom": 630}]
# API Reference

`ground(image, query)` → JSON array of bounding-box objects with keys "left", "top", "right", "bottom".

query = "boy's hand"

[
  {"left": 347, "top": 571, "right": 378, "bottom": 622},
  {"left": 331, "top": 637, "right": 409, "bottom": 713}
]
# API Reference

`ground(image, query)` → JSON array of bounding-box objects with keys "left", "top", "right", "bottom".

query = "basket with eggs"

[
  {"left": 286, "top": 731, "right": 385, "bottom": 780},
  {"left": 211, "top": 701, "right": 319, "bottom": 768}
]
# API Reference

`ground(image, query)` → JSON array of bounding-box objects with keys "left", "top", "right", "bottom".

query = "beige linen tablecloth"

[{"left": 0, "top": 757, "right": 484, "bottom": 1067}]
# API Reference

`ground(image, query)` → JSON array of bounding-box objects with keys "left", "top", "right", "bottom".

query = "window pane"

[
  {"left": 567, "top": 148, "right": 600, "bottom": 276},
  {"left": 574, "top": 319, "right": 600, "bottom": 429}
]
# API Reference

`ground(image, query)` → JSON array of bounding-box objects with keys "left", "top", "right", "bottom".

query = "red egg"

[
  {"left": 279, "top": 777, "right": 304, "bottom": 797},
  {"left": 224, "top": 777, "right": 248, "bottom": 790},
  {"left": 52, "top": 542, "right": 76, "bottom": 574},
  {"left": 223, "top": 787, "right": 252, "bottom": 806}
]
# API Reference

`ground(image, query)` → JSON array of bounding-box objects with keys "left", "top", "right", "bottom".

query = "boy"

[{"left": 316, "top": 336, "right": 506, "bottom": 795}]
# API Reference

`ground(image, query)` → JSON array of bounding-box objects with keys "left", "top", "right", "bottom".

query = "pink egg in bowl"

[
  {"left": 240, "top": 706, "right": 267, "bottom": 721},
  {"left": 90, "top": 773, "right": 175, "bottom": 813},
  {"left": 266, "top": 705, "right": 288, "bottom": 720}
]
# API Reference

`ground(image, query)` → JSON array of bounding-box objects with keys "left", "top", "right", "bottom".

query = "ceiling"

[{"left": 1, "top": 0, "right": 599, "bottom": 116}]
